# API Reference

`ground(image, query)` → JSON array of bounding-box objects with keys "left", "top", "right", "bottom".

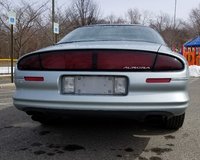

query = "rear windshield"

[{"left": 58, "top": 25, "right": 166, "bottom": 45}]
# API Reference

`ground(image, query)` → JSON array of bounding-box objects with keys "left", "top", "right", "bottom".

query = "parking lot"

[{"left": 0, "top": 78, "right": 200, "bottom": 160}]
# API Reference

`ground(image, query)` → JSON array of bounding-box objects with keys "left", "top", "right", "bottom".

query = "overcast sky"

[
  {"left": 97, "top": 0, "right": 199, "bottom": 20},
  {"left": 55, "top": 0, "right": 199, "bottom": 21},
  {"left": 12, "top": 0, "right": 200, "bottom": 21}
]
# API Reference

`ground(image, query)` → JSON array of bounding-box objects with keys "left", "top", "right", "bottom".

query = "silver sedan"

[{"left": 13, "top": 24, "right": 189, "bottom": 129}]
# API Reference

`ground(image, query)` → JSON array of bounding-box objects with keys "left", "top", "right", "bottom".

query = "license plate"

[{"left": 75, "top": 76, "right": 114, "bottom": 95}]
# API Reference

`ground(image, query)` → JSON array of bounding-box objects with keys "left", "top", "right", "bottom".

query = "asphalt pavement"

[{"left": 0, "top": 78, "right": 200, "bottom": 160}]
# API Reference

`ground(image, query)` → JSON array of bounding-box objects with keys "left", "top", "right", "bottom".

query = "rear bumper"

[
  {"left": 13, "top": 70, "right": 190, "bottom": 118},
  {"left": 13, "top": 98, "right": 188, "bottom": 118}
]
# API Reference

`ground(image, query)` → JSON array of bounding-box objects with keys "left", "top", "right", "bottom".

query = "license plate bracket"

[{"left": 75, "top": 76, "right": 114, "bottom": 95}]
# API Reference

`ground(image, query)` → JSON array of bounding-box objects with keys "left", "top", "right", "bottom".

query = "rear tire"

[{"left": 164, "top": 113, "right": 185, "bottom": 130}]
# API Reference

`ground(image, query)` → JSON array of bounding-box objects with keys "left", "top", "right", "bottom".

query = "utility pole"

[
  {"left": 10, "top": 24, "right": 14, "bottom": 83},
  {"left": 52, "top": 0, "right": 56, "bottom": 43},
  {"left": 174, "top": 0, "right": 177, "bottom": 28},
  {"left": 8, "top": 11, "right": 16, "bottom": 83},
  {"left": 52, "top": 0, "right": 59, "bottom": 43},
  {"left": 52, "top": 0, "right": 55, "bottom": 43}
]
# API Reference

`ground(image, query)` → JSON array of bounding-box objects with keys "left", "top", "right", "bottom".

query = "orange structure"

[
  {"left": 196, "top": 55, "right": 200, "bottom": 65},
  {"left": 183, "top": 37, "right": 200, "bottom": 66}
]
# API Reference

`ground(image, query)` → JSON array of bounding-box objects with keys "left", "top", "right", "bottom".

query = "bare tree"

[
  {"left": 0, "top": 0, "right": 48, "bottom": 58},
  {"left": 105, "top": 14, "right": 116, "bottom": 24},
  {"left": 189, "top": 3, "right": 200, "bottom": 36},
  {"left": 105, "top": 14, "right": 126, "bottom": 24},
  {"left": 126, "top": 9, "right": 153, "bottom": 26},
  {"left": 149, "top": 13, "right": 188, "bottom": 49},
  {"left": 15, "top": 1, "right": 48, "bottom": 57},
  {"left": 68, "top": 0, "right": 100, "bottom": 27},
  {"left": 149, "top": 13, "right": 172, "bottom": 33},
  {"left": 141, "top": 10, "right": 153, "bottom": 26},
  {"left": 0, "top": 0, "right": 12, "bottom": 58},
  {"left": 126, "top": 8, "right": 141, "bottom": 24},
  {"left": 56, "top": 8, "right": 78, "bottom": 38}
]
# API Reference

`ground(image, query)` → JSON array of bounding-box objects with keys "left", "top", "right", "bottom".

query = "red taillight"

[
  {"left": 154, "top": 54, "right": 183, "bottom": 71},
  {"left": 40, "top": 52, "right": 93, "bottom": 70},
  {"left": 18, "top": 54, "right": 41, "bottom": 70},
  {"left": 146, "top": 78, "right": 171, "bottom": 83},
  {"left": 24, "top": 76, "right": 44, "bottom": 81},
  {"left": 18, "top": 50, "right": 184, "bottom": 71},
  {"left": 18, "top": 50, "right": 156, "bottom": 71},
  {"left": 97, "top": 51, "right": 156, "bottom": 70}
]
